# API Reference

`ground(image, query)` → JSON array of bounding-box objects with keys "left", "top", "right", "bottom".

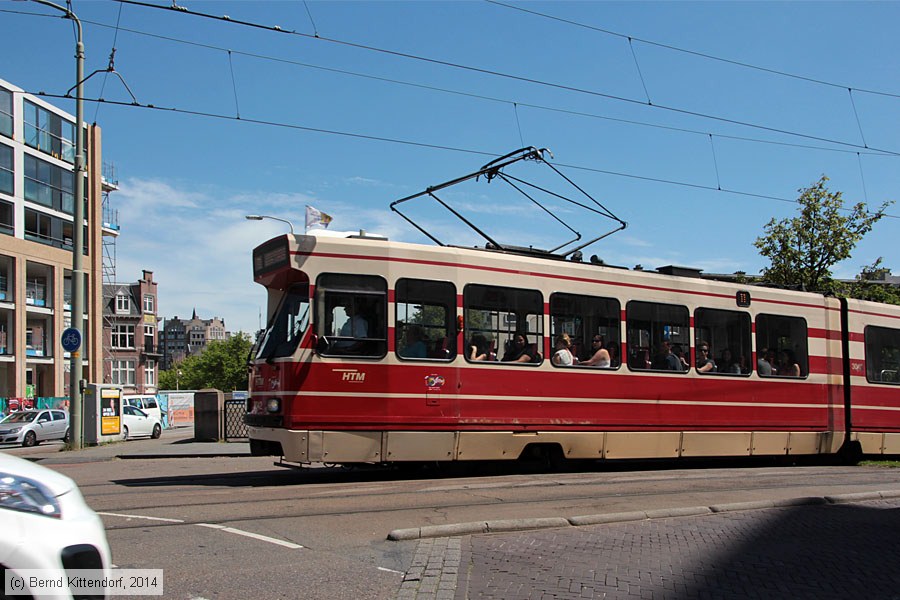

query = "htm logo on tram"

[{"left": 335, "top": 369, "right": 366, "bottom": 383}]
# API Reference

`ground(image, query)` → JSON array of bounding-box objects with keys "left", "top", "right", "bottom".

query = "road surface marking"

[
  {"left": 196, "top": 523, "right": 304, "bottom": 549},
  {"left": 98, "top": 512, "right": 185, "bottom": 523}
]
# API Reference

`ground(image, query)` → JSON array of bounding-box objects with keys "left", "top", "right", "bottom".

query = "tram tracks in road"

[{"left": 87, "top": 467, "right": 900, "bottom": 531}]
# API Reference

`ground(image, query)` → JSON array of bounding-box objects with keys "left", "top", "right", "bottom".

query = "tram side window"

[
  {"left": 395, "top": 279, "right": 457, "bottom": 361},
  {"left": 255, "top": 283, "right": 310, "bottom": 360},
  {"left": 550, "top": 293, "right": 620, "bottom": 368},
  {"left": 694, "top": 308, "right": 752, "bottom": 375},
  {"left": 626, "top": 301, "right": 689, "bottom": 372},
  {"left": 756, "top": 314, "right": 808, "bottom": 378},
  {"left": 316, "top": 273, "right": 387, "bottom": 357},
  {"left": 865, "top": 326, "right": 900, "bottom": 384},
  {"left": 464, "top": 284, "right": 543, "bottom": 364}
]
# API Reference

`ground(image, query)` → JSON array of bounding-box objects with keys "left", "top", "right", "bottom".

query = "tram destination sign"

[{"left": 253, "top": 237, "right": 290, "bottom": 277}]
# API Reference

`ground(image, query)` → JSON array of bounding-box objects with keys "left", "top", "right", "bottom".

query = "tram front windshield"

[{"left": 256, "top": 283, "right": 310, "bottom": 361}]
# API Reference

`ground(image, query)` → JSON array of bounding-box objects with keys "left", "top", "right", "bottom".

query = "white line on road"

[
  {"left": 377, "top": 567, "right": 404, "bottom": 575},
  {"left": 98, "top": 512, "right": 185, "bottom": 523},
  {"left": 196, "top": 523, "right": 304, "bottom": 549}
]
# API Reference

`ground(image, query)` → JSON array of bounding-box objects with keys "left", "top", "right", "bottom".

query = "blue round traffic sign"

[{"left": 61, "top": 327, "right": 82, "bottom": 352}]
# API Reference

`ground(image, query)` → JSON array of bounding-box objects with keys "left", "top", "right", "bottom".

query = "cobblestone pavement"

[{"left": 398, "top": 499, "right": 900, "bottom": 600}]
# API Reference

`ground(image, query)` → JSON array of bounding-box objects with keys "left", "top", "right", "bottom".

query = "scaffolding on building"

[{"left": 101, "top": 161, "right": 119, "bottom": 384}]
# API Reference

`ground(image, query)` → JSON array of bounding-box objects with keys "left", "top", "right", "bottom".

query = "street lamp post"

[
  {"left": 29, "top": 0, "right": 86, "bottom": 450},
  {"left": 245, "top": 214, "right": 295, "bottom": 234}
]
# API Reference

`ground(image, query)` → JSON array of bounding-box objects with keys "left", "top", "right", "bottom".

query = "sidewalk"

[
  {"left": 397, "top": 496, "right": 900, "bottom": 600},
  {"left": 0, "top": 427, "right": 250, "bottom": 464}
]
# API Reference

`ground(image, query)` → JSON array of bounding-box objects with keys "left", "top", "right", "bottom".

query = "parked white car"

[
  {"left": 0, "top": 409, "right": 69, "bottom": 447},
  {"left": 121, "top": 405, "right": 162, "bottom": 440},
  {"left": 0, "top": 452, "right": 112, "bottom": 599},
  {"left": 122, "top": 394, "right": 163, "bottom": 425}
]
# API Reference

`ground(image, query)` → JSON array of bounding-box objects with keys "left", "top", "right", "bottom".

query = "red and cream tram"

[{"left": 245, "top": 229, "right": 900, "bottom": 466}]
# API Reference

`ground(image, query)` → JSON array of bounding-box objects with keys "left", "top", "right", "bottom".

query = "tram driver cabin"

[{"left": 245, "top": 230, "right": 900, "bottom": 466}]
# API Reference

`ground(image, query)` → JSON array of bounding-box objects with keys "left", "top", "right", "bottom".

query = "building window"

[
  {"left": 26, "top": 320, "right": 50, "bottom": 357},
  {"left": 24, "top": 154, "right": 74, "bottom": 213},
  {"left": 111, "top": 324, "right": 135, "bottom": 349},
  {"left": 144, "top": 359, "right": 156, "bottom": 387},
  {"left": 0, "top": 89, "right": 11, "bottom": 139},
  {"left": 24, "top": 208, "right": 53, "bottom": 245},
  {"left": 143, "top": 294, "right": 155, "bottom": 314},
  {"left": 116, "top": 293, "right": 130, "bottom": 314},
  {"left": 24, "top": 100, "right": 76, "bottom": 163},
  {"left": 0, "top": 200, "right": 12, "bottom": 237},
  {"left": 0, "top": 143, "right": 12, "bottom": 196},
  {"left": 111, "top": 359, "right": 135, "bottom": 386},
  {"left": 144, "top": 324, "right": 155, "bottom": 352}
]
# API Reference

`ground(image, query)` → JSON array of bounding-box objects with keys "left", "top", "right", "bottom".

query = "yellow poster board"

[{"left": 100, "top": 388, "right": 121, "bottom": 435}]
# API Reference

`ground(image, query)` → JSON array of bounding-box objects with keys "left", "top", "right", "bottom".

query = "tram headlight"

[{"left": 266, "top": 398, "right": 281, "bottom": 413}]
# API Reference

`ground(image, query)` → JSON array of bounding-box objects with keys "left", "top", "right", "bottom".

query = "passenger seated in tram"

[
  {"left": 606, "top": 341, "right": 620, "bottom": 368},
  {"left": 695, "top": 341, "right": 716, "bottom": 373},
  {"left": 469, "top": 334, "right": 490, "bottom": 361},
  {"left": 777, "top": 349, "right": 801, "bottom": 377},
  {"left": 580, "top": 334, "right": 610, "bottom": 367},
  {"left": 551, "top": 333, "right": 577, "bottom": 366},
  {"left": 398, "top": 325, "right": 428, "bottom": 358},
  {"left": 502, "top": 332, "right": 540, "bottom": 363},
  {"left": 671, "top": 344, "right": 689, "bottom": 370},
  {"left": 757, "top": 347, "right": 774, "bottom": 375},
  {"left": 651, "top": 340, "right": 684, "bottom": 371},
  {"left": 719, "top": 348, "right": 741, "bottom": 374}
]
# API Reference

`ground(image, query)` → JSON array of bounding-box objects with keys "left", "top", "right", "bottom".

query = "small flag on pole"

[{"left": 305, "top": 205, "right": 333, "bottom": 232}]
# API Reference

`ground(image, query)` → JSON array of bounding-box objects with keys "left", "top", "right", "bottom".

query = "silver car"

[{"left": 0, "top": 410, "right": 69, "bottom": 447}]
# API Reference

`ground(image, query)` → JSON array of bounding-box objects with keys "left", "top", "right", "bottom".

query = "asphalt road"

[{"left": 6, "top": 434, "right": 900, "bottom": 599}]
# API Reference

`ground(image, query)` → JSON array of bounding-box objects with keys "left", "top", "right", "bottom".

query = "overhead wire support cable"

[
  {"left": 848, "top": 88, "right": 868, "bottom": 148},
  {"left": 709, "top": 134, "right": 722, "bottom": 190},
  {"left": 628, "top": 37, "right": 652, "bottom": 105},
  {"left": 110, "top": 0, "right": 900, "bottom": 157},
  {"left": 227, "top": 50, "right": 241, "bottom": 119}
]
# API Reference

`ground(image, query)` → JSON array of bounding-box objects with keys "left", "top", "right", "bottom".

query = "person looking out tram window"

[
  {"left": 552, "top": 333, "right": 577, "bottom": 366},
  {"left": 581, "top": 335, "right": 610, "bottom": 367},
  {"left": 502, "top": 332, "right": 539, "bottom": 363},
  {"left": 695, "top": 341, "right": 716, "bottom": 373}
]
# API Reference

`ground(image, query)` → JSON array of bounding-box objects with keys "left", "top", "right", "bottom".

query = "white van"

[{"left": 123, "top": 394, "right": 163, "bottom": 425}]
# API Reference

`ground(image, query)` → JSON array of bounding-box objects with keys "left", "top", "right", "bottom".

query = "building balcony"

[{"left": 142, "top": 341, "right": 163, "bottom": 357}]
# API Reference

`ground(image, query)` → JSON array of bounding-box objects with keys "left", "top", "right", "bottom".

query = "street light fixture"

[
  {"left": 245, "top": 214, "right": 295, "bottom": 235},
  {"left": 26, "top": 0, "right": 86, "bottom": 450}
]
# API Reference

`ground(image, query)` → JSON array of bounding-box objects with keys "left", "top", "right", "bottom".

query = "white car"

[
  {"left": 0, "top": 452, "right": 112, "bottom": 599},
  {"left": 121, "top": 405, "right": 162, "bottom": 440},
  {"left": 0, "top": 410, "right": 69, "bottom": 447}
]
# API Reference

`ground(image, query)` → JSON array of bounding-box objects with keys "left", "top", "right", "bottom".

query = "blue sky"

[{"left": 2, "top": 1, "right": 898, "bottom": 334}]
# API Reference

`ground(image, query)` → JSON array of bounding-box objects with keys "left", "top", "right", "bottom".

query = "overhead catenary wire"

[
  {"left": 5, "top": 7, "right": 892, "bottom": 159},
  {"left": 485, "top": 0, "right": 900, "bottom": 100},
  {"left": 108, "top": 0, "right": 900, "bottom": 157},
  {"left": 27, "top": 90, "right": 900, "bottom": 221}
]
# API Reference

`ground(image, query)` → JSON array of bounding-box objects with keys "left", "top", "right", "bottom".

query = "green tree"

[
  {"left": 159, "top": 333, "right": 252, "bottom": 391},
  {"left": 754, "top": 176, "right": 892, "bottom": 292}
]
